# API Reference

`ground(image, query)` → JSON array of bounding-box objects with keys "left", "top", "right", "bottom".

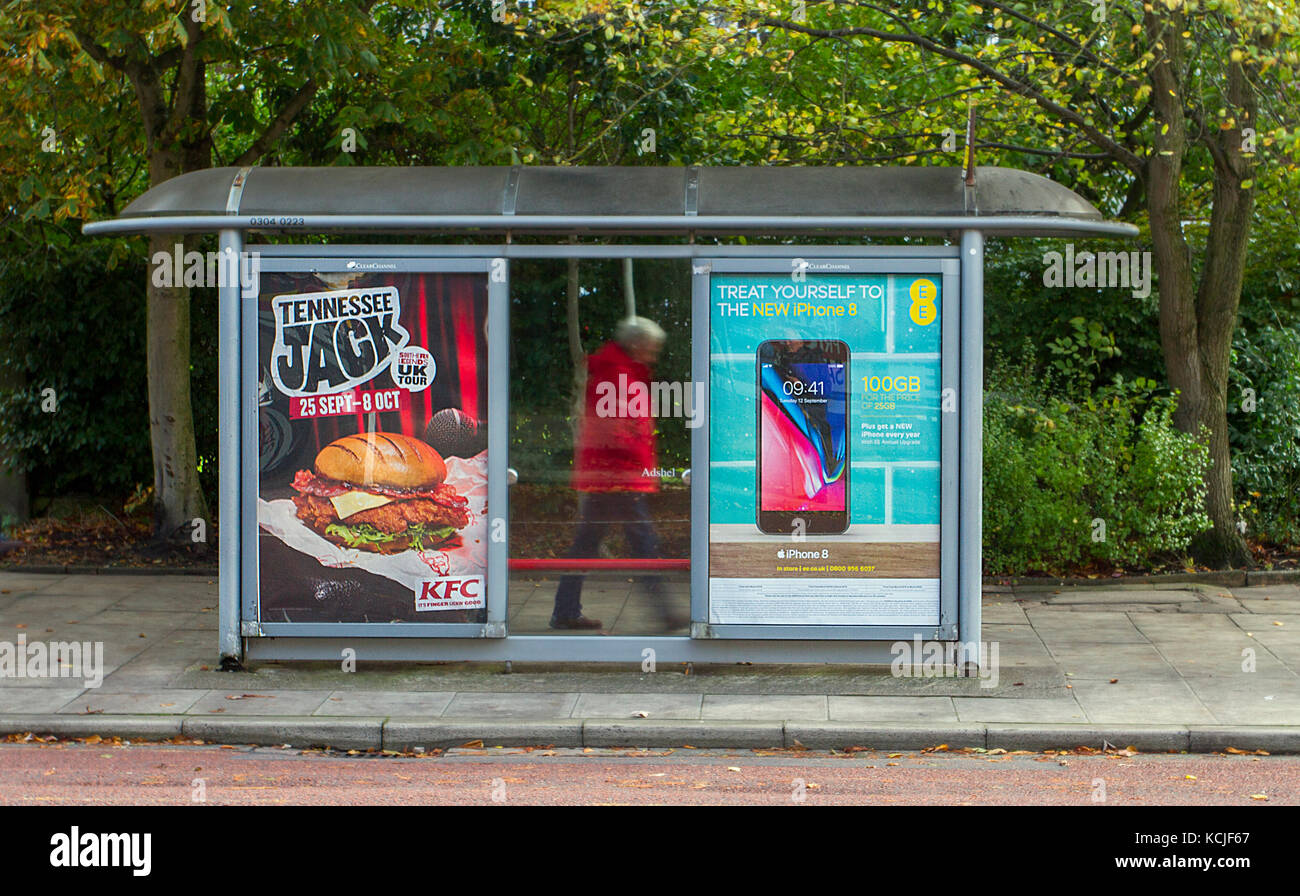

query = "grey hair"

[{"left": 615, "top": 316, "right": 666, "bottom": 349}]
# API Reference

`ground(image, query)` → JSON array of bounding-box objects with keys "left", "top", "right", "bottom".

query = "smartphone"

[{"left": 756, "top": 339, "right": 849, "bottom": 535}]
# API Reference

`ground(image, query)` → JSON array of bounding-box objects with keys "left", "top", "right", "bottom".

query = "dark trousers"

[{"left": 552, "top": 492, "right": 667, "bottom": 620}]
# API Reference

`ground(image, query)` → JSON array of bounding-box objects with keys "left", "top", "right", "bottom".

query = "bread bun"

[{"left": 314, "top": 432, "right": 447, "bottom": 489}]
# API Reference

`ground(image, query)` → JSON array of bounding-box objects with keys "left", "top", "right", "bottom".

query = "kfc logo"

[
  {"left": 415, "top": 576, "right": 485, "bottom": 611},
  {"left": 419, "top": 551, "right": 451, "bottom": 576}
]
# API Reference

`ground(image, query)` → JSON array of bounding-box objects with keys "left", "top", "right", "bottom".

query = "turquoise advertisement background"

[{"left": 710, "top": 273, "right": 941, "bottom": 526}]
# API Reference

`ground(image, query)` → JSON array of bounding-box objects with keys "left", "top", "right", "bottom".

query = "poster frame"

[
  {"left": 240, "top": 250, "right": 508, "bottom": 639},
  {"left": 692, "top": 254, "right": 961, "bottom": 641}
]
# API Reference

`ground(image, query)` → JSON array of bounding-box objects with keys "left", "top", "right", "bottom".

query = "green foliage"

[
  {"left": 1045, "top": 316, "right": 1122, "bottom": 396},
  {"left": 1228, "top": 326, "right": 1300, "bottom": 545},
  {"left": 984, "top": 356, "right": 1211, "bottom": 575},
  {"left": 982, "top": 238, "right": 1165, "bottom": 394},
  {"left": 0, "top": 224, "right": 218, "bottom": 503}
]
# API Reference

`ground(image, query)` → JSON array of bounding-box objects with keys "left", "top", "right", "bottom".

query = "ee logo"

[{"left": 909, "top": 278, "right": 938, "bottom": 326}]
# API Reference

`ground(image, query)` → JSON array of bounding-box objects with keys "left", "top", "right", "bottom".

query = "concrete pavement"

[{"left": 0, "top": 571, "right": 1297, "bottom": 752}]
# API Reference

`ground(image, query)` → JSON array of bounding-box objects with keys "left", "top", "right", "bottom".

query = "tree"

[
  {"left": 690, "top": 0, "right": 1299, "bottom": 566},
  {"left": 3, "top": 0, "right": 400, "bottom": 546}
]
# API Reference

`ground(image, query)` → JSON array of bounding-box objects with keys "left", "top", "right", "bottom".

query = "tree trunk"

[
  {"left": 145, "top": 227, "right": 210, "bottom": 546},
  {"left": 0, "top": 361, "right": 28, "bottom": 527},
  {"left": 1142, "top": 8, "right": 1249, "bottom": 567},
  {"left": 145, "top": 142, "right": 209, "bottom": 547},
  {"left": 1187, "top": 56, "right": 1257, "bottom": 569},
  {"left": 140, "top": 52, "right": 213, "bottom": 550},
  {"left": 566, "top": 252, "right": 586, "bottom": 441}
]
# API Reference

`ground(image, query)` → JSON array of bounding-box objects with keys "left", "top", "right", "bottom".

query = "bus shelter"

[{"left": 84, "top": 165, "right": 1135, "bottom": 668}]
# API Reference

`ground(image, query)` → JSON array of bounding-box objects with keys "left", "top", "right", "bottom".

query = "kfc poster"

[{"left": 256, "top": 269, "right": 489, "bottom": 623}]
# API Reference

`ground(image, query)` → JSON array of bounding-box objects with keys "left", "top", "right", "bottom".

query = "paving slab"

[
  {"left": 442, "top": 692, "right": 580, "bottom": 718},
  {"left": 187, "top": 690, "right": 332, "bottom": 716},
  {"left": 1231, "top": 612, "right": 1300, "bottom": 629},
  {"left": 1239, "top": 599, "right": 1300, "bottom": 614},
  {"left": 1134, "top": 615, "right": 1247, "bottom": 639},
  {"left": 0, "top": 574, "right": 74, "bottom": 592},
  {"left": 1071, "top": 679, "right": 1216, "bottom": 725},
  {"left": 81, "top": 610, "right": 214, "bottom": 631},
  {"left": 22, "top": 580, "right": 149, "bottom": 597},
  {"left": 55, "top": 689, "right": 207, "bottom": 715},
  {"left": 571, "top": 692, "right": 703, "bottom": 719},
  {"left": 0, "top": 688, "right": 88, "bottom": 713},
  {"left": 1048, "top": 643, "right": 1181, "bottom": 681},
  {"left": 701, "top": 694, "right": 828, "bottom": 720},
  {"left": 1179, "top": 676, "right": 1300, "bottom": 726},
  {"left": 1044, "top": 589, "right": 1196, "bottom": 605},
  {"left": 1229, "top": 585, "right": 1300, "bottom": 601},
  {"left": 981, "top": 601, "right": 1030, "bottom": 625},
  {"left": 314, "top": 691, "right": 455, "bottom": 717},
  {"left": 0, "top": 671, "right": 113, "bottom": 690},
  {"left": 110, "top": 591, "right": 217, "bottom": 612},
  {"left": 1162, "top": 649, "right": 1295, "bottom": 677},
  {"left": 1026, "top": 609, "right": 1150, "bottom": 643},
  {"left": 827, "top": 696, "right": 959, "bottom": 722},
  {"left": 952, "top": 697, "right": 1087, "bottom": 724},
  {"left": 0, "top": 596, "right": 130, "bottom": 622}
]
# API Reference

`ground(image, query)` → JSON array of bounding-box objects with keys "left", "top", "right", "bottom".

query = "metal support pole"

[
  {"left": 958, "top": 230, "right": 984, "bottom": 669},
  {"left": 622, "top": 257, "right": 636, "bottom": 318},
  {"left": 218, "top": 228, "right": 243, "bottom": 664},
  {"left": 485, "top": 266, "right": 509, "bottom": 635}
]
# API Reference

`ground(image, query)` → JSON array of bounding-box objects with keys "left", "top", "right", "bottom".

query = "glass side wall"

[{"left": 508, "top": 258, "right": 693, "bottom": 635}]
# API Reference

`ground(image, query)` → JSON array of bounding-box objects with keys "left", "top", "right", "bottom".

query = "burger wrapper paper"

[{"left": 258, "top": 454, "right": 488, "bottom": 602}]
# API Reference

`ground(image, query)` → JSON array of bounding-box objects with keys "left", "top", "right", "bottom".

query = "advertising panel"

[
  {"left": 708, "top": 267, "right": 942, "bottom": 626},
  {"left": 255, "top": 269, "right": 489, "bottom": 623}
]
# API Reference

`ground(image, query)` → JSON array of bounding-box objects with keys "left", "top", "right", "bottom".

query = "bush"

[
  {"left": 984, "top": 359, "right": 1211, "bottom": 575},
  {"left": 0, "top": 225, "right": 219, "bottom": 508},
  {"left": 1228, "top": 325, "right": 1300, "bottom": 545}
]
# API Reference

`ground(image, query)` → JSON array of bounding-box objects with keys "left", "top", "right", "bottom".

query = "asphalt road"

[{"left": 0, "top": 741, "right": 1295, "bottom": 805}]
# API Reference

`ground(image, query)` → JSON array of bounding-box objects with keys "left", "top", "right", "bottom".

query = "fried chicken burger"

[{"left": 290, "top": 432, "right": 470, "bottom": 554}]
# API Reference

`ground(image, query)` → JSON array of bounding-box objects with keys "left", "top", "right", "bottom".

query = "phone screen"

[{"left": 757, "top": 341, "right": 848, "bottom": 533}]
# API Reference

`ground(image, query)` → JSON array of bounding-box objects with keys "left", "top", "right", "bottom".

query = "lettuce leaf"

[{"left": 325, "top": 522, "right": 457, "bottom": 552}]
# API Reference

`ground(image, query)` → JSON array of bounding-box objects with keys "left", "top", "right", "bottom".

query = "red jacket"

[{"left": 571, "top": 341, "right": 658, "bottom": 492}]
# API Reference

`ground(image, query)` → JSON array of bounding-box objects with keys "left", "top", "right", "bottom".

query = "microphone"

[{"left": 424, "top": 407, "right": 487, "bottom": 458}]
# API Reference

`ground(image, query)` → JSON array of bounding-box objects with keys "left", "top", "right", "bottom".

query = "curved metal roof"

[{"left": 82, "top": 165, "right": 1136, "bottom": 237}]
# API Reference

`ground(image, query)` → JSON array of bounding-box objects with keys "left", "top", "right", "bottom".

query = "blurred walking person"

[{"left": 550, "top": 317, "right": 685, "bottom": 632}]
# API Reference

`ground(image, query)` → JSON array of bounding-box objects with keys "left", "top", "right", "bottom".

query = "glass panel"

[{"left": 508, "top": 258, "right": 693, "bottom": 635}]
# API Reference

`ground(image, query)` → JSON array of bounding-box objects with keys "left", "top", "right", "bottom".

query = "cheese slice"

[{"left": 329, "top": 491, "right": 393, "bottom": 520}]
